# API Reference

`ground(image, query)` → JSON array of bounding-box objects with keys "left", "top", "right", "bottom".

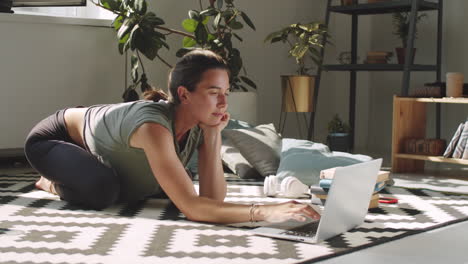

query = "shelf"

[
  {"left": 330, "top": 0, "right": 439, "bottom": 15},
  {"left": 395, "top": 153, "right": 468, "bottom": 166},
  {"left": 396, "top": 97, "right": 468, "bottom": 104},
  {"left": 322, "top": 64, "right": 437, "bottom": 71}
]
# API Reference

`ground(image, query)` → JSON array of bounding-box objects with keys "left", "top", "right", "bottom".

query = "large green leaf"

[
  {"left": 182, "top": 36, "right": 197, "bottom": 48},
  {"left": 176, "top": 48, "right": 193, "bottom": 58},
  {"left": 232, "top": 33, "right": 242, "bottom": 42},
  {"left": 112, "top": 15, "right": 124, "bottom": 31},
  {"left": 188, "top": 10, "right": 200, "bottom": 20},
  {"left": 128, "top": 24, "right": 140, "bottom": 50},
  {"left": 182, "top": 19, "right": 198, "bottom": 33},
  {"left": 200, "top": 8, "right": 218, "bottom": 17},
  {"left": 228, "top": 20, "right": 243, "bottom": 30},
  {"left": 100, "top": 0, "right": 119, "bottom": 11},
  {"left": 135, "top": 32, "right": 158, "bottom": 60},
  {"left": 143, "top": 12, "right": 165, "bottom": 26},
  {"left": 240, "top": 76, "right": 256, "bottom": 89},
  {"left": 194, "top": 23, "right": 208, "bottom": 44},
  {"left": 117, "top": 18, "right": 134, "bottom": 40},
  {"left": 240, "top": 12, "right": 255, "bottom": 30},
  {"left": 134, "top": 0, "right": 146, "bottom": 15},
  {"left": 213, "top": 13, "right": 222, "bottom": 29},
  {"left": 123, "top": 87, "right": 139, "bottom": 102},
  {"left": 131, "top": 67, "right": 139, "bottom": 83}
]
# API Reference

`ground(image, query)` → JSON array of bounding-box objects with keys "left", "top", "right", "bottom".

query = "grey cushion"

[
  {"left": 221, "top": 138, "right": 262, "bottom": 179},
  {"left": 222, "top": 123, "right": 282, "bottom": 177},
  {"left": 277, "top": 138, "right": 372, "bottom": 186}
]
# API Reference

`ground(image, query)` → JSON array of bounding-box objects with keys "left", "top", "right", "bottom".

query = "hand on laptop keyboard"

[{"left": 260, "top": 201, "right": 321, "bottom": 223}]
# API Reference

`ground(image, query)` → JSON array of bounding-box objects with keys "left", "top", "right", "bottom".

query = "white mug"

[{"left": 446, "top": 72, "right": 464, "bottom": 97}]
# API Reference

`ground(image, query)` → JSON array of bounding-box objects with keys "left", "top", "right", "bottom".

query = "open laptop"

[{"left": 251, "top": 158, "right": 383, "bottom": 244}]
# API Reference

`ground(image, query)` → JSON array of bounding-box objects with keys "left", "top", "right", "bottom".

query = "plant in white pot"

[
  {"left": 265, "top": 21, "right": 329, "bottom": 137},
  {"left": 392, "top": 12, "right": 426, "bottom": 64}
]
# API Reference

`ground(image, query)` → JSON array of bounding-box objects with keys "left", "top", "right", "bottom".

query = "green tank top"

[{"left": 83, "top": 100, "right": 203, "bottom": 202}]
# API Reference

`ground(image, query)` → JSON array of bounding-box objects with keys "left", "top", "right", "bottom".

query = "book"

[
  {"left": 320, "top": 168, "right": 390, "bottom": 182},
  {"left": 443, "top": 122, "right": 465, "bottom": 158},
  {"left": 318, "top": 179, "right": 386, "bottom": 193},
  {"left": 364, "top": 59, "right": 388, "bottom": 64},
  {"left": 453, "top": 122, "right": 468, "bottom": 159},
  {"left": 314, "top": 193, "right": 380, "bottom": 209}
]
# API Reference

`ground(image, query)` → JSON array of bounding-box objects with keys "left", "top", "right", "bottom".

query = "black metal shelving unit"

[{"left": 308, "top": 0, "right": 443, "bottom": 150}]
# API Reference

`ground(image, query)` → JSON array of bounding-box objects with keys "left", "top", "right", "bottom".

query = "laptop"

[{"left": 251, "top": 158, "right": 383, "bottom": 244}]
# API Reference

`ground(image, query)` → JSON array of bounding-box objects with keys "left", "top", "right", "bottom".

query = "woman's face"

[{"left": 186, "top": 68, "right": 230, "bottom": 126}]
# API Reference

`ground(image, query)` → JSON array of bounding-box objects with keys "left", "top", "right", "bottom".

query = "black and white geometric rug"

[{"left": 1, "top": 172, "right": 468, "bottom": 264}]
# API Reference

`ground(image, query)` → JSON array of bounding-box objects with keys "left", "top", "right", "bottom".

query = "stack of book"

[
  {"left": 310, "top": 169, "right": 390, "bottom": 209},
  {"left": 443, "top": 121, "right": 468, "bottom": 159},
  {"left": 364, "top": 51, "right": 393, "bottom": 64}
]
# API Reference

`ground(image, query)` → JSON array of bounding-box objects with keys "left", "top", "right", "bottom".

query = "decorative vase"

[
  {"left": 327, "top": 133, "right": 350, "bottom": 152},
  {"left": 395, "top": 47, "right": 416, "bottom": 64},
  {"left": 227, "top": 91, "right": 258, "bottom": 125},
  {"left": 281, "top": 75, "right": 315, "bottom": 113}
]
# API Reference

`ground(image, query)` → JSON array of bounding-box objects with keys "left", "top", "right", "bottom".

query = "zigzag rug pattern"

[{"left": 0, "top": 173, "right": 467, "bottom": 264}]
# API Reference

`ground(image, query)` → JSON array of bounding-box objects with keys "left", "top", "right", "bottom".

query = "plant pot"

[
  {"left": 395, "top": 47, "right": 416, "bottom": 64},
  {"left": 281, "top": 75, "right": 315, "bottom": 113},
  {"left": 0, "top": 0, "right": 13, "bottom": 13},
  {"left": 327, "top": 133, "right": 350, "bottom": 152},
  {"left": 227, "top": 91, "right": 258, "bottom": 125}
]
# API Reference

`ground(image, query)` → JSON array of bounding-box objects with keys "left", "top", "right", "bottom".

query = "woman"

[{"left": 24, "top": 49, "right": 320, "bottom": 224}]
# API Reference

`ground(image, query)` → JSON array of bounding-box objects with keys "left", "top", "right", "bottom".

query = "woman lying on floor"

[{"left": 24, "top": 49, "right": 320, "bottom": 224}]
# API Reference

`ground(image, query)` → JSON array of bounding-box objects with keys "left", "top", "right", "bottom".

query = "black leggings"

[{"left": 24, "top": 109, "right": 120, "bottom": 210}]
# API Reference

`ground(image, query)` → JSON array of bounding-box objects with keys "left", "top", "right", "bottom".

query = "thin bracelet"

[{"left": 249, "top": 203, "right": 259, "bottom": 224}]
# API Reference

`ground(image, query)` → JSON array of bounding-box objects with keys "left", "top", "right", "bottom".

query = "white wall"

[{"left": 0, "top": 15, "right": 123, "bottom": 150}]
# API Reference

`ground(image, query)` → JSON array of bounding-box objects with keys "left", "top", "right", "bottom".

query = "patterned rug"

[{"left": 1, "top": 172, "right": 468, "bottom": 264}]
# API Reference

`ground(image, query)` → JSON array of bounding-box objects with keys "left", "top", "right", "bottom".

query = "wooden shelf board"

[
  {"left": 395, "top": 97, "right": 468, "bottom": 104},
  {"left": 330, "top": 0, "right": 439, "bottom": 15},
  {"left": 395, "top": 153, "right": 468, "bottom": 165},
  {"left": 323, "top": 64, "right": 437, "bottom": 72}
]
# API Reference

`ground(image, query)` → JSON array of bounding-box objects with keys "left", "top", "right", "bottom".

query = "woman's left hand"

[{"left": 199, "top": 112, "right": 230, "bottom": 135}]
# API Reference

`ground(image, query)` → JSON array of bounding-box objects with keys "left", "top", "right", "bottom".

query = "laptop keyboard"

[{"left": 281, "top": 221, "right": 320, "bottom": 237}]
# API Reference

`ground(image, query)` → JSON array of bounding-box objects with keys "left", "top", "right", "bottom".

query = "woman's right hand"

[{"left": 257, "top": 201, "right": 321, "bottom": 223}]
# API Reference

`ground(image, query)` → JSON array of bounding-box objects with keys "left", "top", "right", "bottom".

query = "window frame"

[{"left": 13, "top": 0, "right": 86, "bottom": 7}]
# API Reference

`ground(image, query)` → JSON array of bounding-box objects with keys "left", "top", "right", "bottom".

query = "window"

[
  {"left": 13, "top": 0, "right": 115, "bottom": 19},
  {"left": 13, "top": 0, "right": 86, "bottom": 7}
]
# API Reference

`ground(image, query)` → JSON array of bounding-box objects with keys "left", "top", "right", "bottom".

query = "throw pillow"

[
  {"left": 222, "top": 123, "right": 282, "bottom": 177},
  {"left": 187, "top": 119, "right": 253, "bottom": 175},
  {"left": 221, "top": 138, "right": 262, "bottom": 179},
  {"left": 277, "top": 138, "right": 372, "bottom": 186}
]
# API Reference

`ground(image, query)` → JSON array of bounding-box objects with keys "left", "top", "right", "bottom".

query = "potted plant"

[
  {"left": 327, "top": 114, "right": 351, "bottom": 152},
  {"left": 392, "top": 12, "right": 426, "bottom": 64},
  {"left": 265, "top": 21, "right": 329, "bottom": 117},
  {"left": 94, "top": 0, "right": 257, "bottom": 108}
]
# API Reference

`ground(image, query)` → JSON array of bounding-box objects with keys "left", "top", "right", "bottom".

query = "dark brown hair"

[{"left": 144, "top": 49, "right": 229, "bottom": 103}]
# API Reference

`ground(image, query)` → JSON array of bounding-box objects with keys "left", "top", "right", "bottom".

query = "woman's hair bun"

[{"left": 142, "top": 89, "right": 169, "bottom": 102}]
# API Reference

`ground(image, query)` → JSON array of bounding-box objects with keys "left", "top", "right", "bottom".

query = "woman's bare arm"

[
  {"left": 197, "top": 127, "right": 227, "bottom": 201},
  {"left": 130, "top": 123, "right": 320, "bottom": 224}
]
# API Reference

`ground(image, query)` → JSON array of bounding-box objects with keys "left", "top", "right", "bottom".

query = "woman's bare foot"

[{"left": 35, "top": 176, "right": 57, "bottom": 195}]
